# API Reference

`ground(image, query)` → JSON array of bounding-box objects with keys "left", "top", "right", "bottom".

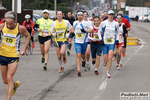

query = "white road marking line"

[{"left": 99, "top": 78, "right": 107, "bottom": 90}]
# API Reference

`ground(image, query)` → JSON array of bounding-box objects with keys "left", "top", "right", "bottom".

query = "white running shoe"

[
  {"left": 116, "top": 65, "right": 121, "bottom": 70},
  {"left": 106, "top": 72, "right": 111, "bottom": 78}
]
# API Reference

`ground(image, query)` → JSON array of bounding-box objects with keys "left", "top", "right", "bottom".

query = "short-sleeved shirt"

[
  {"left": 36, "top": 17, "right": 53, "bottom": 37},
  {"left": 73, "top": 20, "right": 93, "bottom": 44}
]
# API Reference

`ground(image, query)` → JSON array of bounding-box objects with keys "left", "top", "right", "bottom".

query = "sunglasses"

[
  {"left": 117, "top": 17, "right": 122, "bottom": 19},
  {"left": 109, "top": 14, "right": 114, "bottom": 15}
]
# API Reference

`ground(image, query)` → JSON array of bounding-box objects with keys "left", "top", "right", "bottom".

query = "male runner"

[
  {"left": 72, "top": 11, "right": 94, "bottom": 76},
  {"left": 22, "top": 14, "right": 35, "bottom": 48},
  {"left": 0, "top": 11, "right": 30, "bottom": 100},
  {"left": 50, "top": 11, "right": 72, "bottom": 73},
  {"left": 83, "top": 11, "right": 93, "bottom": 71},
  {"left": 114, "top": 14, "right": 127, "bottom": 70},
  {"left": 35, "top": 9, "right": 53, "bottom": 70},
  {"left": 98, "top": 10, "right": 119, "bottom": 78},
  {"left": 88, "top": 16, "right": 103, "bottom": 75}
]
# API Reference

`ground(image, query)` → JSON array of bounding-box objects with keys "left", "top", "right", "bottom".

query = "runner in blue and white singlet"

[{"left": 98, "top": 10, "right": 119, "bottom": 78}]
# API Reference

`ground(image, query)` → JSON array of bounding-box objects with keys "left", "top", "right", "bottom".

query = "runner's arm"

[
  {"left": 97, "top": 23, "right": 102, "bottom": 40},
  {"left": 22, "top": 21, "right": 25, "bottom": 26},
  {"left": 31, "top": 21, "right": 34, "bottom": 35},
  {"left": 123, "top": 24, "right": 127, "bottom": 37},
  {"left": 116, "top": 24, "right": 120, "bottom": 41}
]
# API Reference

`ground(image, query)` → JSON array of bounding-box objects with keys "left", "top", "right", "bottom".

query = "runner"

[
  {"left": 114, "top": 14, "right": 127, "bottom": 70},
  {"left": 65, "top": 11, "right": 75, "bottom": 55},
  {"left": 22, "top": 14, "right": 35, "bottom": 48},
  {"left": 114, "top": 11, "right": 131, "bottom": 66},
  {"left": 50, "top": 11, "right": 72, "bottom": 73},
  {"left": 98, "top": 10, "right": 119, "bottom": 78},
  {"left": 88, "top": 16, "right": 104, "bottom": 75},
  {"left": 35, "top": 9, "right": 53, "bottom": 70},
  {"left": 83, "top": 11, "right": 93, "bottom": 71},
  {"left": 0, "top": 11, "right": 30, "bottom": 100},
  {"left": 72, "top": 11, "right": 94, "bottom": 76}
]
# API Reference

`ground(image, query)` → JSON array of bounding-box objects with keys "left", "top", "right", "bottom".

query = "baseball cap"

[
  {"left": 43, "top": 9, "right": 49, "bottom": 14},
  {"left": 108, "top": 10, "right": 114, "bottom": 15}
]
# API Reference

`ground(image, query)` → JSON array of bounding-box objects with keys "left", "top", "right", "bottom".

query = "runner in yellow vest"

[
  {"left": 50, "top": 11, "right": 72, "bottom": 72},
  {"left": 0, "top": 11, "right": 30, "bottom": 100},
  {"left": 35, "top": 9, "right": 53, "bottom": 70}
]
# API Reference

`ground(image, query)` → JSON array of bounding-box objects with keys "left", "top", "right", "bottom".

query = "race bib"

[
  {"left": 119, "top": 34, "right": 123, "bottom": 40},
  {"left": 42, "top": 30, "right": 49, "bottom": 37},
  {"left": 56, "top": 30, "right": 64, "bottom": 38},
  {"left": 105, "top": 36, "right": 114, "bottom": 44},
  {"left": 3, "top": 33, "right": 16, "bottom": 46},
  {"left": 75, "top": 29, "right": 84, "bottom": 39},
  {"left": 94, "top": 33, "right": 99, "bottom": 39}
]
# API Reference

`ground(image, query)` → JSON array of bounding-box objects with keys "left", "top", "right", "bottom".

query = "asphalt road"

[{"left": 0, "top": 21, "right": 150, "bottom": 100}]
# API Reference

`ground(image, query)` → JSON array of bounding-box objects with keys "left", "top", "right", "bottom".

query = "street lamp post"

[{"left": 54, "top": 0, "right": 57, "bottom": 11}]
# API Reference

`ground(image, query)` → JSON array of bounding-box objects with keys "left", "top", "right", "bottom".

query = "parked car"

[
  {"left": 143, "top": 14, "right": 150, "bottom": 22},
  {"left": 138, "top": 15, "right": 144, "bottom": 22},
  {"left": 33, "top": 14, "right": 42, "bottom": 24}
]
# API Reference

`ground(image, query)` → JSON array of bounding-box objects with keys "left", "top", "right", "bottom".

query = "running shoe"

[
  {"left": 41, "top": 57, "right": 45, "bottom": 63},
  {"left": 122, "top": 53, "right": 126, "bottom": 57},
  {"left": 106, "top": 72, "right": 111, "bottom": 78},
  {"left": 59, "top": 66, "right": 64, "bottom": 73},
  {"left": 82, "top": 60, "right": 85, "bottom": 67},
  {"left": 116, "top": 65, "right": 120, "bottom": 70},
  {"left": 119, "top": 64, "right": 122, "bottom": 67},
  {"left": 43, "top": 65, "right": 47, "bottom": 71},
  {"left": 94, "top": 70, "right": 99, "bottom": 75},
  {"left": 103, "top": 61, "right": 107, "bottom": 67},
  {"left": 77, "top": 70, "right": 81, "bottom": 76},
  {"left": 112, "top": 56, "right": 114, "bottom": 61},
  {"left": 63, "top": 57, "right": 67, "bottom": 63},
  {"left": 32, "top": 42, "right": 35, "bottom": 48},
  {"left": 12, "top": 81, "right": 21, "bottom": 96},
  {"left": 87, "top": 64, "right": 91, "bottom": 70},
  {"left": 67, "top": 50, "right": 70, "bottom": 55}
]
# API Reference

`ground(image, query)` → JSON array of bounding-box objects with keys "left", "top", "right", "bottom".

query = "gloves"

[
  {"left": 66, "top": 33, "right": 70, "bottom": 39},
  {"left": 52, "top": 32, "right": 57, "bottom": 37},
  {"left": 80, "top": 29, "right": 87, "bottom": 33},
  {"left": 115, "top": 40, "right": 119, "bottom": 45},
  {"left": 100, "top": 40, "right": 104, "bottom": 45}
]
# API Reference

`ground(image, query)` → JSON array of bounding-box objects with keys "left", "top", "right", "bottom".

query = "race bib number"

[
  {"left": 56, "top": 30, "right": 64, "bottom": 38},
  {"left": 3, "top": 33, "right": 16, "bottom": 46},
  {"left": 42, "top": 30, "right": 49, "bottom": 37},
  {"left": 105, "top": 36, "right": 114, "bottom": 44},
  {"left": 94, "top": 33, "right": 99, "bottom": 39},
  {"left": 75, "top": 29, "right": 84, "bottom": 39}
]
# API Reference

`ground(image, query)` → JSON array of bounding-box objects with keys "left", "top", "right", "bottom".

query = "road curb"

[{"left": 127, "top": 37, "right": 139, "bottom": 45}]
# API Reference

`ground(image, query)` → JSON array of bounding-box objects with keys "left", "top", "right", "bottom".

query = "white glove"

[
  {"left": 92, "top": 38, "right": 98, "bottom": 41},
  {"left": 52, "top": 32, "right": 57, "bottom": 37},
  {"left": 88, "top": 36, "right": 97, "bottom": 41},
  {"left": 66, "top": 33, "right": 70, "bottom": 39}
]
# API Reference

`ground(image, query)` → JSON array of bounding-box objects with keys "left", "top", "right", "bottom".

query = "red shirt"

[
  {"left": 22, "top": 19, "right": 34, "bottom": 35},
  {"left": 90, "top": 26, "right": 100, "bottom": 43}
]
